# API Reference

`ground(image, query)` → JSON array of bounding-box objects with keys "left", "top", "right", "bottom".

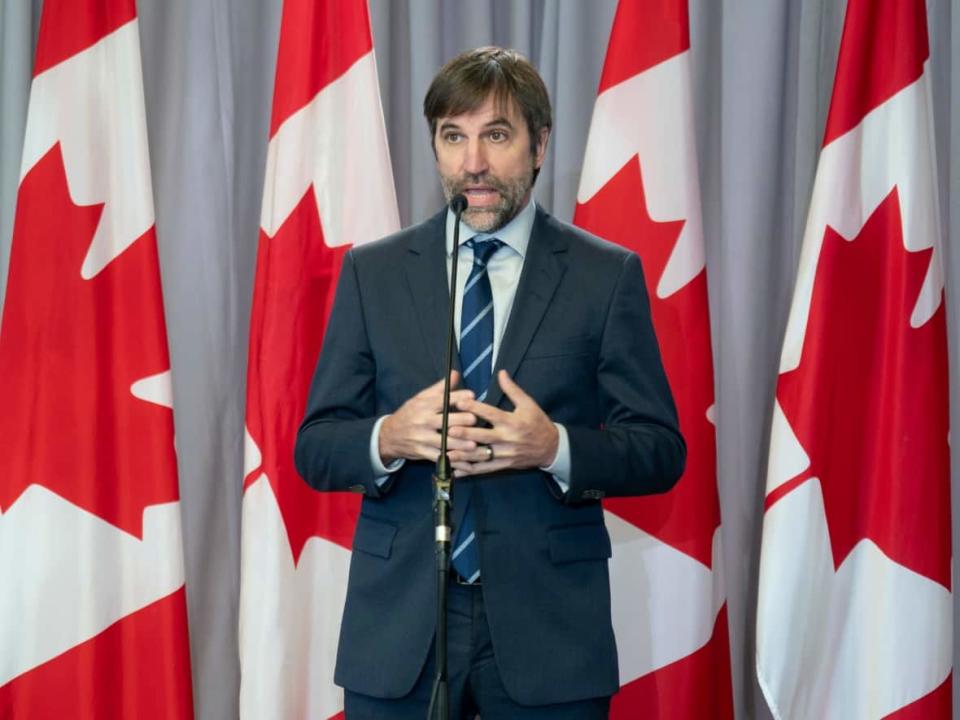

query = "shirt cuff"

[
  {"left": 371, "top": 415, "right": 405, "bottom": 487},
  {"left": 539, "top": 423, "right": 570, "bottom": 494}
]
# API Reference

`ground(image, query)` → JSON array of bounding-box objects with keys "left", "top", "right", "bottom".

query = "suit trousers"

[{"left": 343, "top": 581, "right": 611, "bottom": 720}]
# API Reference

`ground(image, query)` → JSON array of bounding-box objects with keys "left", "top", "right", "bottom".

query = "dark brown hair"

[{"left": 423, "top": 46, "right": 552, "bottom": 155}]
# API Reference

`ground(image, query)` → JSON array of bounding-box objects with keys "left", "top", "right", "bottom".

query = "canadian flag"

[
  {"left": 238, "top": 0, "right": 399, "bottom": 717},
  {"left": 574, "top": 1, "right": 733, "bottom": 717},
  {"left": 755, "top": 1, "right": 952, "bottom": 718},
  {"left": 0, "top": 1, "right": 194, "bottom": 718}
]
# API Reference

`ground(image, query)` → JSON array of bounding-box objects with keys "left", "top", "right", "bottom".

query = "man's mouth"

[{"left": 461, "top": 185, "right": 500, "bottom": 207}]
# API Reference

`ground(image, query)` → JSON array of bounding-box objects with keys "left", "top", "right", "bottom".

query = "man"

[{"left": 295, "top": 46, "right": 685, "bottom": 719}]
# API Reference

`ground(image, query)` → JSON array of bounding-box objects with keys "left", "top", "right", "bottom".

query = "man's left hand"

[{"left": 447, "top": 370, "right": 558, "bottom": 475}]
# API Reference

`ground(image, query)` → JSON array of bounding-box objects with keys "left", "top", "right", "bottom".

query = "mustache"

[{"left": 451, "top": 174, "right": 508, "bottom": 195}]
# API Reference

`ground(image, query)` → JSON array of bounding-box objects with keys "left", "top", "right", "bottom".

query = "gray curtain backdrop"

[{"left": 2, "top": 1, "right": 959, "bottom": 718}]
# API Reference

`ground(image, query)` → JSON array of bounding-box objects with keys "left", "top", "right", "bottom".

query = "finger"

[
  {"left": 446, "top": 412, "right": 477, "bottom": 427},
  {"left": 414, "top": 445, "right": 441, "bottom": 463},
  {"left": 457, "top": 443, "right": 496, "bottom": 463},
  {"left": 450, "top": 441, "right": 508, "bottom": 467},
  {"left": 427, "top": 388, "right": 475, "bottom": 410},
  {"left": 448, "top": 389, "right": 476, "bottom": 405},
  {"left": 414, "top": 430, "right": 443, "bottom": 449},
  {"left": 420, "top": 371, "right": 465, "bottom": 400},
  {"left": 457, "top": 458, "right": 511, "bottom": 475},
  {"left": 426, "top": 411, "right": 476, "bottom": 429},
  {"left": 419, "top": 376, "right": 449, "bottom": 397},
  {"left": 442, "top": 437, "right": 477, "bottom": 452},
  {"left": 497, "top": 369, "right": 531, "bottom": 406},
  {"left": 447, "top": 425, "right": 498, "bottom": 444},
  {"left": 448, "top": 443, "right": 493, "bottom": 463},
  {"left": 422, "top": 387, "right": 474, "bottom": 414},
  {"left": 418, "top": 430, "right": 475, "bottom": 452},
  {"left": 472, "top": 443, "right": 498, "bottom": 463},
  {"left": 449, "top": 458, "right": 488, "bottom": 475},
  {"left": 458, "top": 398, "right": 510, "bottom": 425}
]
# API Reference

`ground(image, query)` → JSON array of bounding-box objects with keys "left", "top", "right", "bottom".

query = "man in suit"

[{"left": 295, "top": 46, "right": 685, "bottom": 719}]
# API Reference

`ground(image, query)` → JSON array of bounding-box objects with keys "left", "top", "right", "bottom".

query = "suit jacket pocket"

[
  {"left": 547, "top": 523, "right": 612, "bottom": 564},
  {"left": 353, "top": 514, "right": 398, "bottom": 559}
]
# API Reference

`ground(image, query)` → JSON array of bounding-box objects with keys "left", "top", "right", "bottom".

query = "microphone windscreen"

[{"left": 449, "top": 194, "right": 468, "bottom": 214}]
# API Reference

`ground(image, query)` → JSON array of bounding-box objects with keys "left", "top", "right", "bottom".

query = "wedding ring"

[{"left": 485, "top": 445, "right": 495, "bottom": 461}]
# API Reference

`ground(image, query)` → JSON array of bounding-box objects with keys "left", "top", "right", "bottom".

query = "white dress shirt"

[{"left": 370, "top": 197, "right": 571, "bottom": 490}]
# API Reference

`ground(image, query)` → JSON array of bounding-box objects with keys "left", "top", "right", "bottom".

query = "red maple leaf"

[
  {"left": 0, "top": 143, "right": 179, "bottom": 538},
  {"left": 244, "top": 187, "right": 357, "bottom": 561},
  {"left": 773, "top": 188, "right": 950, "bottom": 588},
  {"left": 575, "top": 156, "right": 720, "bottom": 568}
]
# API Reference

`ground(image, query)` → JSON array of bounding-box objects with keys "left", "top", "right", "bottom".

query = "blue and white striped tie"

[{"left": 451, "top": 237, "right": 502, "bottom": 584}]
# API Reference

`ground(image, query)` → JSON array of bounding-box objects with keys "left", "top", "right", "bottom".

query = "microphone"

[
  {"left": 436, "top": 192, "right": 467, "bottom": 489},
  {"left": 449, "top": 193, "right": 468, "bottom": 215},
  {"left": 428, "top": 191, "right": 468, "bottom": 720},
  {"left": 438, "top": 193, "right": 468, "bottom": 478}
]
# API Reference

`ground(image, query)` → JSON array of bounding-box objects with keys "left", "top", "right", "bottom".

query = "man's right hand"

[{"left": 378, "top": 371, "right": 479, "bottom": 464}]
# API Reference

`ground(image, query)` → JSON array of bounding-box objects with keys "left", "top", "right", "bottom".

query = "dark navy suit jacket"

[{"left": 294, "top": 206, "right": 685, "bottom": 706}]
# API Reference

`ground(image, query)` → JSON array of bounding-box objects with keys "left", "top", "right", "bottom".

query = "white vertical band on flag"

[
  {"left": 241, "top": 21, "right": 400, "bottom": 717},
  {"left": 758, "top": 38, "right": 951, "bottom": 714},
  {"left": 239, "top": 475, "right": 351, "bottom": 719},
  {"left": 576, "top": 10, "right": 730, "bottom": 707},
  {"left": 1, "top": 12, "right": 189, "bottom": 691}
]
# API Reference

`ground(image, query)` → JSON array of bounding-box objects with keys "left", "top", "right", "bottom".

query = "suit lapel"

[
  {"left": 486, "top": 208, "right": 568, "bottom": 409},
  {"left": 403, "top": 210, "right": 461, "bottom": 381}
]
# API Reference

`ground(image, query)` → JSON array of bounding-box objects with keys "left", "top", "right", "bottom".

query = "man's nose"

[{"left": 462, "top": 139, "right": 488, "bottom": 175}]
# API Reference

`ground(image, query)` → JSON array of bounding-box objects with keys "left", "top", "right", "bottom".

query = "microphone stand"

[{"left": 427, "top": 195, "right": 467, "bottom": 720}]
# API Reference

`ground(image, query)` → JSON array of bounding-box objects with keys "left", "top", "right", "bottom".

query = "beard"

[{"left": 440, "top": 163, "right": 535, "bottom": 233}]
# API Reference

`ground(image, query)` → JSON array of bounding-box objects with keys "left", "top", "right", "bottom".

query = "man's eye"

[
  {"left": 444, "top": 133, "right": 462, "bottom": 143},
  {"left": 489, "top": 130, "right": 507, "bottom": 142}
]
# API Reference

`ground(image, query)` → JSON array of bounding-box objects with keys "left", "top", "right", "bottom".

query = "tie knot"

[{"left": 466, "top": 238, "right": 503, "bottom": 267}]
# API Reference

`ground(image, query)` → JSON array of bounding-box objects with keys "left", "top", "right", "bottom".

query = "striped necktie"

[{"left": 451, "top": 237, "right": 502, "bottom": 583}]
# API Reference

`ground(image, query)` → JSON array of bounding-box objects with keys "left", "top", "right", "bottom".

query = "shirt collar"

[{"left": 445, "top": 195, "right": 536, "bottom": 259}]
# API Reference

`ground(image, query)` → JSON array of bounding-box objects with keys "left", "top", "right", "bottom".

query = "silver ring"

[{"left": 485, "top": 445, "right": 494, "bottom": 461}]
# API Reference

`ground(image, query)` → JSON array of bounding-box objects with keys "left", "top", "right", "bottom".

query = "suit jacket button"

[{"left": 582, "top": 489, "right": 604, "bottom": 500}]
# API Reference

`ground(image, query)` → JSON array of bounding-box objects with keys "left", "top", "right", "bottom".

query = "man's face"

[{"left": 434, "top": 94, "right": 548, "bottom": 233}]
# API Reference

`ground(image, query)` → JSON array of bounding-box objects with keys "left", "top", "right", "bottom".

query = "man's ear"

[{"left": 534, "top": 127, "right": 550, "bottom": 168}]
